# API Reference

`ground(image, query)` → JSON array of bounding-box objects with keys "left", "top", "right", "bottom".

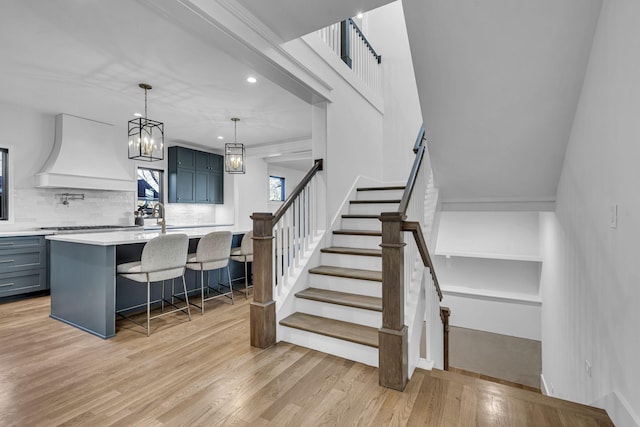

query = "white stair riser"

[
  {"left": 321, "top": 252, "right": 382, "bottom": 270},
  {"left": 332, "top": 234, "right": 381, "bottom": 249},
  {"left": 310, "top": 274, "right": 382, "bottom": 298},
  {"left": 340, "top": 217, "right": 381, "bottom": 231},
  {"left": 349, "top": 203, "right": 399, "bottom": 215},
  {"left": 294, "top": 298, "right": 381, "bottom": 328},
  {"left": 279, "top": 326, "right": 378, "bottom": 367},
  {"left": 356, "top": 189, "right": 404, "bottom": 200}
]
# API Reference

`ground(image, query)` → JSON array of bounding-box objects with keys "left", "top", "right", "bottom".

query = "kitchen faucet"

[{"left": 152, "top": 202, "right": 166, "bottom": 234}]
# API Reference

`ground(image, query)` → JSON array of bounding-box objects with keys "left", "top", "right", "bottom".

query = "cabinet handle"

[
  {"left": 0, "top": 283, "right": 14, "bottom": 288},
  {"left": 0, "top": 243, "right": 14, "bottom": 246},
  {"left": 0, "top": 259, "right": 14, "bottom": 263}
]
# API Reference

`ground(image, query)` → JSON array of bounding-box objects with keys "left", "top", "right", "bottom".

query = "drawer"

[
  {"left": 0, "top": 236, "right": 45, "bottom": 250},
  {"left": 0, "top": 270, "right": 47, "bottom": 297},
  {"left": 0, "top": 247, "right": 45, "bottom": 273}
]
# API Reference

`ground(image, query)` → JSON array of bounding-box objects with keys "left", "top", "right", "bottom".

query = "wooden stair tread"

[
  {"left": 280, "top": 312, "right": 379, "bottom": 348},
  {"left": 350, "top": 199, "right": 401, "bottom": 204},
  {"left": 341, "top": 214, "right": 379, "bottom": 219},
  {"left": 321, "top": 247, "right": 382, "bottom": 257},
  {"left": 333, "top": 229, "right": 382, "bottom": 236},
  {"left": 296, "top": 288, "right": 382, "bottom": 311},
  {"left": 357, "top": 186, "right": 405, "bottom": 191},
  {"left": 309, "top": 265, "right": 382, "bottom": 282}
]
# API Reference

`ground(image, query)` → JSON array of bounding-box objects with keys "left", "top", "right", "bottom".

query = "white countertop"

[
  {"left": 0, "top": 230, "right": 56, "bottom": 237},
  {"left": 46, "top": 226, "right": 251, "bottom": 246}
]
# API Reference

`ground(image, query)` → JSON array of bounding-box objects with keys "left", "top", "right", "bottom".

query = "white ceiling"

[
  {"left": 403, "top": 0, "right": 603, "bottom": 204},
  {"left": 0, "top": 0, "right": 312, "bottom": 151},
  {"left": 235, "top": 0, "right": 394, "bottom": 42}
]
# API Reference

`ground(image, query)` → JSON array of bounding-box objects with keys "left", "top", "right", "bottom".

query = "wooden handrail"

[
  {"left": 397, "top": 145, "right": 425, "bottom": 216},
  {"left": 273, "top": 159, "right": 323, "bottom": 224},
  {"left": 403, "top": 221, "right": 442, "bottom": 301},
  {"left": 413, "top": 125, "right": 425, "bottom": 154},
  {"left": 347, "top": 18, "right": 382, "bottom": 63}
]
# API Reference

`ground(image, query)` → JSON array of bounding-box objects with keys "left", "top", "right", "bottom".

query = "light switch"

[{"left": 609, "top": 204, "right": 618, "bottom": 229}]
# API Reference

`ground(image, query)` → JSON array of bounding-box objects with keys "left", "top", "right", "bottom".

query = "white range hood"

[{"left": 36, "top": 114, "right": 134, "bottom": 192}]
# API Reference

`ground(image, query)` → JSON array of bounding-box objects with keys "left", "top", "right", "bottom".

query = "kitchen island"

[{"left": 47, "top": 226, "right": 249, "bottom": 338}]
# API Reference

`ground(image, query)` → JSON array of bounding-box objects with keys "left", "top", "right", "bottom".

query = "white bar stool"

[
  {"left": 116, "top": 233, "right": 191, "bottom": 336},
  {"left": 185, "top": 231, "right": 234, "bottom": 314},
  {"left": 230, "top": 231, "right": 253, "bottom": 299}
]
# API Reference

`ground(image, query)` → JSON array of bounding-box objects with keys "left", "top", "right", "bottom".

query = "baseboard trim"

[
  {"left": 592, "top": 391, "right": 640, "bottom": 427},
  {"left": 540, "top": 373, "right": 551, "bottom": 396},
  {"left": 416, "top": 358, "right": 435, "bottom": 371}
]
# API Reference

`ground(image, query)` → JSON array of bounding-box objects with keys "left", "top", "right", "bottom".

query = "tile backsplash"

[
  {"left": 10, "top": 187, "right": 134, "bottom": 228},
  {"left": 156, "top": 203, "right": 218, "bottom": 226},
  {"left": 3, "top": 187, "right": 233, "bottom": 230}
]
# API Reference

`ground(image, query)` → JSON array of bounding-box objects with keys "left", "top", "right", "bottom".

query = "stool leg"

[
  {"left": 227, "top": 265, "right": 234, "bottom": 305},
  {"left": 147, "top": 279, "right": 151, "bottom": 337},
  {"left": 244, "top": 260, "right": 249, "bottom": 299},
  {"left": 182, "top": 275, "right": 192, "bottom": 321},
  {"left": 161, "top": 280, "right": 165, "bottom": 312},
  {"left": 201, "top": 268, "right": 205, "bottom": 315}
]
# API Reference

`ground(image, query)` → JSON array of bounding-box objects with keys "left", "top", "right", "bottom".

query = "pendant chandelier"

[
  {"left": 128, "top": 83, "right": 164, "bottom": 161},
  {"left": 225, "top": 117, "right": 245, "bottom": 174}
]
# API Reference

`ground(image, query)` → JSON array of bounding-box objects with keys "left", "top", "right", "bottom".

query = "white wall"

[
  {"left": 442, "top": 294, "right": 541, "bottom": 340},
  {"left": 434, "top": 211, "right": 542, "bottom": 340},
  {"left": 436, "top": 211, "right": 540, "bottom": 258},
  {"left": 233, "top": 156, "right": 269, "bottom": 231},
  {"left": 540, "top": 0, "right": 640, "bottom": 424},
  {"left": 324, "top": 84, "right": 384, "bottom": 217},
  {"left": 366, "top": 1, "right": 423, "bottom": 183}
]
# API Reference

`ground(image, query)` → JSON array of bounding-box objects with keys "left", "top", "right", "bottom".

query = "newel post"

[
  {"left": 250, "top": 212, "right": 276, "bottom": 349},
  {"left": 440, "top": 306, "right": 451, "bottom": 371},
  {"left": 379, "top": 212, "right": 408, "bottom": 390}
]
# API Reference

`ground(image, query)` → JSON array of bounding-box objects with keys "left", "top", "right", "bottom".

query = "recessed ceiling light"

[
  {"left": 217, "top": 136, "right": 224, "bottom": 140},
  {"left": 246, "top": 76, "right": 257, "bottom": 83},
  {"left": 133, "top": 113, "right": 142, "bottom": 117},
  {"left": 356, "top": 12, "right": 364, "bottom": 19}
]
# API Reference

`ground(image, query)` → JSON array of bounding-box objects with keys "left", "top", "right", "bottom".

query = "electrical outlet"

[
  {"left": 609, "top": 204, "right": 618, "bottom": 228},
  {"left": 585, "top": 360, "right": 592, "bottom": 377}
]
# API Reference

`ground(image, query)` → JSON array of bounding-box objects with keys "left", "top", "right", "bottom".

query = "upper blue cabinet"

[{"left": 168, "top": 146, "right": 224, "bottom": 204}]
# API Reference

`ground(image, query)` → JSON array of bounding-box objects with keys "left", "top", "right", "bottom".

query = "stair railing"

[
  {"left": 250, "top": 159, "right": 324, "bottom": 348},
  {"left": 379, "top": 125, "right": 446, "bottom": 390},
  {"left": 316, "top": 18, "right": 382, "bottom": 93}
]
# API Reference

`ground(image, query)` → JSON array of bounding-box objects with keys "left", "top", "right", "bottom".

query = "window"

[
  {"left": 269, "top": 176, "right": 285, "bottom": 202},
  {"left": 0, "top": 149, "right": 7, "bottom": 220},
  {"left": 137, "top": 167, "right": 163, "bottom": 218}
]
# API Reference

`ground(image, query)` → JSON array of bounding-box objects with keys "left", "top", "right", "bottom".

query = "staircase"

[{"left": 279, "top": 185, "right": 405, "bottom": 366}]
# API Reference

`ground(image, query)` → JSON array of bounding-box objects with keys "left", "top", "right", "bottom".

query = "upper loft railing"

[
  {"left": 317, "top": 18, "right": 382, "bottom": 93},
  {"left": 250, "top": 159, "right": 324, "bottom": 349},
  {"left": 378, "top": 125, "right": 447, "bottom": 391}
]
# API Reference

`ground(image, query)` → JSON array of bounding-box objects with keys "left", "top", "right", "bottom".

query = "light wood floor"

[{"left": 0, "top": 295, "right": 612, "bottom": 426}]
